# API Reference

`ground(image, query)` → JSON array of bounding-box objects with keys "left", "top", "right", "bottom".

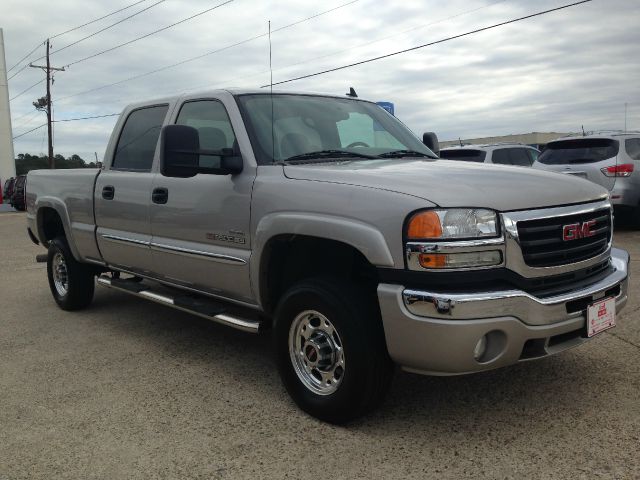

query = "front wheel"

[
  {"left": 274, "top": 278, "right": 393, "bottom": 423},
  {"left": 47, "top": 236, "right": 95, "bottom": 311}
]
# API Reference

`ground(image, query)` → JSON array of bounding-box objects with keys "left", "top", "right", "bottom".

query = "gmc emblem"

[{"left": 563, "top": 220, "right": 596, "bottom": 241}]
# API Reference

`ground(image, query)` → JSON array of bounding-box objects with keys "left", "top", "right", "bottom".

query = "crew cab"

[{"left": 26, "top": 89, "right": 629, "bottom": 423}]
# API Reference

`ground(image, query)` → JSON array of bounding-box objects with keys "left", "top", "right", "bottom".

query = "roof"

[
  {"left": 122, "top": 88, "right": 370, "bottom": 110},
  {"left": 441, "top": 142, "right": 537, "bottom": 150}
]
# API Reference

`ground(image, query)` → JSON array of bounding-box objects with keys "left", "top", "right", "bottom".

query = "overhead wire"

[
  {"left": 9, "top": 79, "right": 45, "bottom": 102},
  {"left": 36, "top": 0, "right": 166, "bottom": 60},
  {"left": 261, "top": 0, "right": 594, "bottom": 87},
  {"left": 6, "top": 0, "right": 153, "bottom": 79},
  {"left": 12, "top": 123, "right": 47, "bottom": 140},
  {"left": 63, "top": 0, "right": 235, "bottom": 68},
  {"left": 55, "top": 0, "right": 360, "bottom": 103},
  {"left": 171, "top": 0, "right": 510, "bottom": 97},
  {"left": 50, "top": 0, "right": 150, "bottom": 39},
  {"left": 53, "top": 113, "right": 120, "bottom": 122}
]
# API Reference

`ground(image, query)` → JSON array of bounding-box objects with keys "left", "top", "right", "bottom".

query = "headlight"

[{"left": 407, "top": 208, "right": 498, "bottom": 240}]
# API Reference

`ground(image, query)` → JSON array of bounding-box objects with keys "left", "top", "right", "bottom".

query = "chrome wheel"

[
  {"left": 52, "top": 252, "right": 69, "bottom": 297},
  {"left": 289, "top": 310, "right": 345, "bottom": 395}
]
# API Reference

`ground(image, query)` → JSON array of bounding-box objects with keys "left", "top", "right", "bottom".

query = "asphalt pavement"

[{"left": 0, "top": 212, "right": 638, "bottom": 479}]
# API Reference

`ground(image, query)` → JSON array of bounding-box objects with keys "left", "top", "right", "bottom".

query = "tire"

[
  {"left": 273, "top": 277, "right": 394, "bottom": 424},
  {"left": 46, "top": 236, "right": 95, "bottom": 311}
]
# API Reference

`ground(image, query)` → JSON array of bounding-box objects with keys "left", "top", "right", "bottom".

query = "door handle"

[
  {"left": 152, "top": 187, "right": 169, "bottom": 204},
  {"left": 102, "top": 185, "right": 115, "bottom": 200}
]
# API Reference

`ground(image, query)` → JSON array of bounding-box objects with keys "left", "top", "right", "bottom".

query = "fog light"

[{"left": 473, "top": 335, "right": 488, "bottom": 361}]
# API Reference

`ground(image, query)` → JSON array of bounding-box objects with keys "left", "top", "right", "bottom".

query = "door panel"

[
  {"left": 149, "top": 173, "right": 254, "bottom": 301},
  {"left": 95, "top": 171, "right": 155, "bottom": 273},
  {"left": 94, "top": 104, "right": 169, "bottom": 273},
  {"left": 149, "top": 99, "right": 256, "bottom": 303}
]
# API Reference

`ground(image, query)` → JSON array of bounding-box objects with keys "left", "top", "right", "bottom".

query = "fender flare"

[
  {"left": 35, "top": 197, "right": 82, "bottom": 261},
  {"left": 250, "top": 212, "right": 395, "bottom": 308}
]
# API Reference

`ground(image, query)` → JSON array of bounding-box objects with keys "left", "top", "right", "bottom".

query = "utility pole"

[{"left": 29, "top": 39, "right": 64, "bottom": 168}]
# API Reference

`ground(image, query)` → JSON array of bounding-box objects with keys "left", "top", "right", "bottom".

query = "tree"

[{"left": 15, "top": 153, "right": 94, "bottom": 175}]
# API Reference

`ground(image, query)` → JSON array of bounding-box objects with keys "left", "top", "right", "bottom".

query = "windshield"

[
  {"left": 439, "top": 149, "right": 486, "bottom": 162},
  {"left": 538, "top": 138, "right": 619, "bottom": 164},
  {"left": 236, "top": 94, "right": 436, "bottom": 164}
]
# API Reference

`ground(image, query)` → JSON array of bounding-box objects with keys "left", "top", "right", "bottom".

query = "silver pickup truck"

[{"left": 26, "top": 89, "right": 629, "bottom": 423}]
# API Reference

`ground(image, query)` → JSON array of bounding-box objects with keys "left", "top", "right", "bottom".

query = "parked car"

[
  {"left": 10, "top": 175, "right": 26, "bottom": 211},
  {"left": 3, "top": 177, "right": 15, "bottom": 201},
  {"left": 532, "top": 132, "right": 640, "bottom": 224},
  {"left": 26, "top": 89, "right": 629, "bottom": 423},
  {"left": 440, "top": 143, "right": 539, "bottom": 166}
]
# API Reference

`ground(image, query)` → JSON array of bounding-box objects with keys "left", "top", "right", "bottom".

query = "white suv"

[
  {"left": 532, "top": 131, "right": 640, "bottom": 224},
  {"left": 439, "top": 143, "right": 540, "bottom": 166}
]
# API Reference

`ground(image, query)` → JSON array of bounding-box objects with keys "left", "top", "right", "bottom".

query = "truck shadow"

[{"left": 90, "top": 287, "right": 619, "bottom": 438}]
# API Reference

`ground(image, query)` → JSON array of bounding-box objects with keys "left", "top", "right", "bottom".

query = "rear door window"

[
  {"left": 112, "top": 105, "right": 169, "bottom": 171},
  {"left": 509, "top": 148, "right": 533, "bottom": 166},
  {"left": 491, "top": 149, "right": 510, "bottom": 165},
  {"left": 538, "top": 139, "right": 619, "bottom": 165},
  {"left": 439, "top": 149, "right": 486, "bottom": 162},
  {"left": 625, "top": 138, "right": 640, "bottom": 160}
]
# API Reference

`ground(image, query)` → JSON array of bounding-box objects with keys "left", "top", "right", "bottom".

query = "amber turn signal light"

[{"left": 407, "top": 211, "right": 442, "bottom": 239}]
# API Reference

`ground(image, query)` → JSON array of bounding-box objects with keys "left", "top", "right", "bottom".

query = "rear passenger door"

[{"left": 95, "top": 104, "right": 169, "bottom": 274}]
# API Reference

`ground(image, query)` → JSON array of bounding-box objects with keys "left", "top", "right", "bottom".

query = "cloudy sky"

[{"left": 2, "top": 0, "right": 639, "bottom": 161}]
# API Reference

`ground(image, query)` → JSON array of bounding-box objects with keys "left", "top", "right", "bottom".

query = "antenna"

[{"left": 268, "top": 20, "right": 275, "bottom": 163}]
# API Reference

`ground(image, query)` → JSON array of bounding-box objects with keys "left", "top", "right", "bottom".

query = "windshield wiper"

[
  {"left": 377, "top": 149, "right": 436, "bottom": 159},
  {"left": 284, "top": 149, "right": 378, "bottom": 163}
]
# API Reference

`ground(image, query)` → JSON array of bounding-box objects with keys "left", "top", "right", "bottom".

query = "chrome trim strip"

[
  {"left": 150, "top": 242, "right": 246, "bottom": 265},
  {"left": 401, "top": 247, "right": 628, "bottom": 326},
  {"left": 96, "top": 276, "right": 260, "bottom": 333},
  {"left": 101, "top": 234, "right": 150, "bottom": 247},
  {"left": 501, "top": 199, "right": 613, "bottom": 278},
  {"left": 406, "top": 237, "right": 506, "bottom": 272}
]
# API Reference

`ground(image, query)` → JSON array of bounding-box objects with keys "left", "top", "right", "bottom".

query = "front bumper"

[{"left": 378, "top": 247, "right": 629, "bottom": 375}]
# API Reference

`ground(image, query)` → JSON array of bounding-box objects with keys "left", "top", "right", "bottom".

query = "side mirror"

[
  {"left": 160, "top": 124, "right": 243, "bottom": 178},
  {"left": 422, "top": 132, "right": 440, "bottom": 156}
]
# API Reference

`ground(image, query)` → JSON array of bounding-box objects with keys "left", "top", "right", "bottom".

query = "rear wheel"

[
  {"left": 274, "top": 278, "right": 393, "bottom": 424},
  {"left": 47, "top": 236, "right": 95, "bottom": 310}
]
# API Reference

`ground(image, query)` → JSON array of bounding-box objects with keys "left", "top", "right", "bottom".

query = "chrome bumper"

[{"left": 377, "top": 248, "right": 629, "bottom": 376}]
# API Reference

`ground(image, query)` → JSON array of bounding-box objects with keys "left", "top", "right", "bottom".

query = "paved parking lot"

[{"left": 0, "top": 212, "right": 638, "bottom": 479}]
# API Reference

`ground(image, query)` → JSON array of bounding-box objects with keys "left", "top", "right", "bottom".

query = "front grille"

[{"left": 517, "top": 208, "right": 611, "bottom": 267}]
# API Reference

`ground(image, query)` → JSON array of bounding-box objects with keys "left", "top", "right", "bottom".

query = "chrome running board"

[{"left": 97, "top": 275, "right": 261, "bottom": 333}]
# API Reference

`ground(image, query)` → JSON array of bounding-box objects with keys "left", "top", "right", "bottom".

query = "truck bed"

[{"left": 27, "top": 168, "right": 102, "bottom": 263}]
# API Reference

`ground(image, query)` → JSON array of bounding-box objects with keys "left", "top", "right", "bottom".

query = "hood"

[{"left": 284, "top": 159, "right": 608, "bottom": 211}]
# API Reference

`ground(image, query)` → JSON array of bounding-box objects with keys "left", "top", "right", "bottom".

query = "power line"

[
  {"left": 64, "top": 0, "right": 235, "bottom": 68},
  {"left": 9, "top": 78, "right": 45, "bottom": 102},
  {"left": 50, "top": 0, "right": 150, "bottom": 39},
  {"left": 12, "top": 109, "right": 42, "bottom": 129},
  {"left": 55, "top": 0, "right": 360, "bottom": 102},
  {"left": 12, "top": 123, "right": 47, "bottom": 140},
  {"left": 6, "top": 0, "right": 153, "bottom": 78},
  {"left": 54, "top": 113, "right": 120, "bottom": 122},
  {"left": 6, "top": 42, "right": 44, "bottom": 74},
  {"left": 40, "top": 0, "right": 166, "bottom": 60},
  {"left": 164, "top": 0, "right": 510, "bottom": 98},
  {"left": 262, "top": 0, "right": 594, "bottom": 88}
]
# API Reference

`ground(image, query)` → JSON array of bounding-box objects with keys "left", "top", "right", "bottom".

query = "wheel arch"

[
  {"left": 252, "top": 213, "right": 394, "bottom": 314},
  {"left": 35, "top": 199, "right": 82, "bottom": 261}
]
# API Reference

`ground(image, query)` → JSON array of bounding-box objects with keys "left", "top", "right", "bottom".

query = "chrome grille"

[{"left": 517, "top": 208, "right": 611, "bottom": 267}]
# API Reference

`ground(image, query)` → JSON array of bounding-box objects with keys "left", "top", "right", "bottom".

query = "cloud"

[{"left": 3, "top": 0, "right": 639, "bottom": 160}]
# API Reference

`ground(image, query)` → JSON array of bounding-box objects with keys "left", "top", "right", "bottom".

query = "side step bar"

[{"left": 97, "top": 275, "right": 261, "bottom": 333}]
